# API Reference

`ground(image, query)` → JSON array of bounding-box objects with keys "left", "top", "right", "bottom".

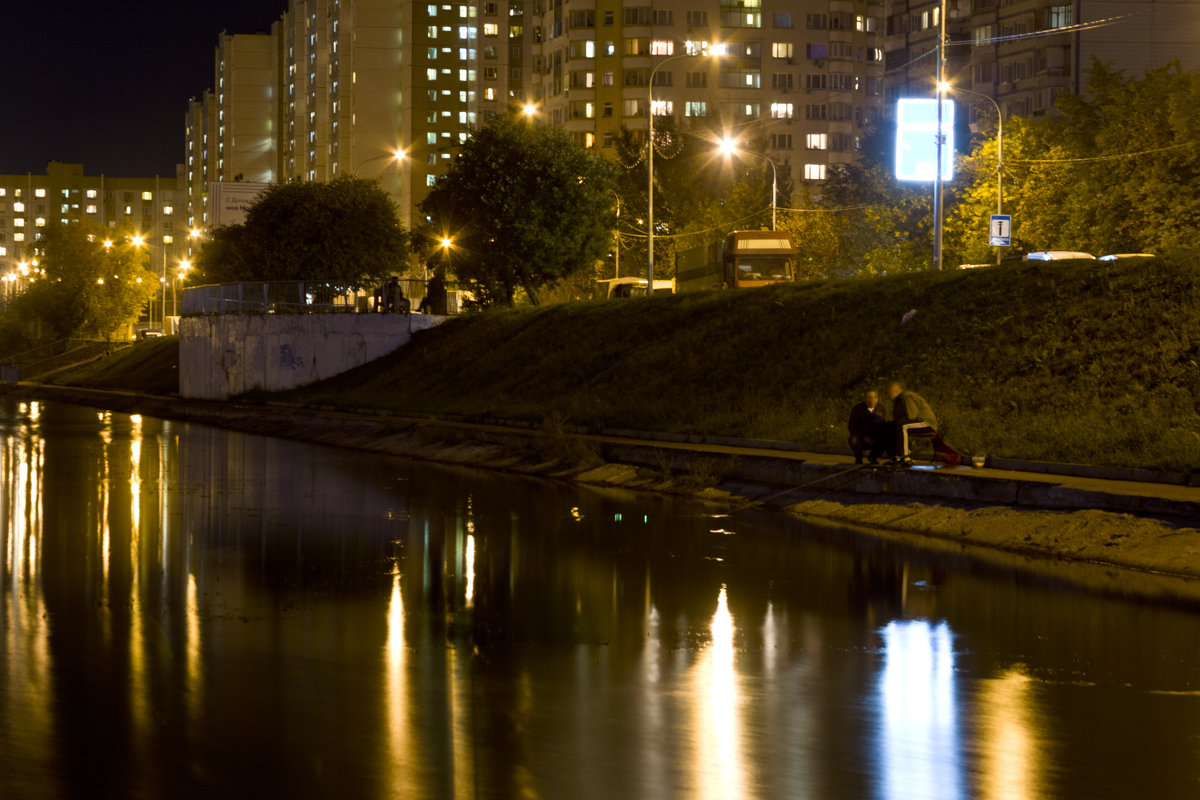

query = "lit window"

[
  {"left": 34, "top": 188, "right": 45, "bottom": 198},
  {"left": 142, "top": 191, "right": 152, "bottom": 201},
  {"left": 163, "top": 235, "right": 173, "bottom": 244},
  {"left": 86, "top": 189, "right": 97, "bottom": 198},
  {"left": 163, "top": 206, "right": 173, "bottom": 215},
  {"left": 35, "top": 218, "right": 45, "bottom": 227},
  {"left": 770, "top": 103, "right": 794, "bottom": 119},
  {"left": 13, "top": 233, "right": 24, "bottom": 242},
  {"left": 0, "top": 247, "right": 5, "bottom": 256},
  {"left": 650, "top": 40, "right": 673, "bottom": 55},
  {"left": 86, "top": 204, "right": 97, "bottom": 214},
  {"left": 0, "top": 189, "right": 5, "bottom": 196},
  {"left": 13, "top": 202, "right": 24, "bottom": 212},
  {"left": 426, "top": 174, "right": 437, "bottom": 186},
  {"left": 685, "top": 101, "right": 707, "bottom": 117},
  {"left": 427, "top": 68, "right": 438, "bottom": 80},
  {"left": 650, "top": 99, "right": 673, "bottom": 116},
  {"left": 804, "top": 163, "right": 826, "bottom": 180},
  {"left": 483, "top": 22, "right": 498, "bottom": 35},
  {"left": 13, "top": 219, "right": 24, "bottom": 227},
  {"left": 806, "top": 133, "right": 827, "bottom": 150},
  {"left": 771, "top": 42, "right": 793, "bottom": 58}
]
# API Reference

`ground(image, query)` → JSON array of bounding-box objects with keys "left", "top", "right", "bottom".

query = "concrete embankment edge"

[{"left": 9, "top": 384, "right": 1200, "bottom": 594}]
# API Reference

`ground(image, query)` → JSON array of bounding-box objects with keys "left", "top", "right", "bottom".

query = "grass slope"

[
  {"left": 281, "top": 257, "right": 1200, "bottom": 471},
  {"left": 49, "top": 336, "right": 180, "bottom": 396}
]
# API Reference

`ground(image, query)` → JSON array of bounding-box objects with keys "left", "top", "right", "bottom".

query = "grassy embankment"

[
  {"left": 56, "top": 257, "right": 1200, "bottom": 471},
  {"left": 47, "top": 336, "right": 180, "bottom": 396}
]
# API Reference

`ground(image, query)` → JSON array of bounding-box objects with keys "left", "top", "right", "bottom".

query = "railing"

[
  {"left": 181, "top": 279, "right": 463, "bottom": 315},
  {"left": 1, "top": 338, "right": 123, "bottom": 384}
]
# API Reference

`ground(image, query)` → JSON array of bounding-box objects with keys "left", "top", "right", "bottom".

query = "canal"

[{"left": 1, "top": 400, "right": 1198, "bottom": 799}]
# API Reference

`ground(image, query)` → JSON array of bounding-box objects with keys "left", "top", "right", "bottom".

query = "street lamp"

[
  {"left": 354, "top": 149, "right": 405, "bottom": 177},
  {"left": 647, "top": 44, "right": 722, "bottom": 294},
  {"left": 941, "top": 81, "right": 1004, "bottom": 265},
  {"left": 718, "top": 137, "right": 778, "bottom": 231}
]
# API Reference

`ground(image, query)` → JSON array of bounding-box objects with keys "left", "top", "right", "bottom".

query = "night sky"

[{"left": 0, "top": 0, "right": 287, "bottom": 178}]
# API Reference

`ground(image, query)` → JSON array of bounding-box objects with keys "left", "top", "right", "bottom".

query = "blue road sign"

[{"left": 989, "top": 214, "right": 1012, "bottom": 246}]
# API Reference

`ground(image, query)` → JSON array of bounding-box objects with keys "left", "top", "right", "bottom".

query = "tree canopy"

[
  {"left": 419, "top": 113, "right": 618, "bottom": 306},
  {"left": 18, "top": 220, "right": 157, "bottom": 341},
  {"left": 192, "top": 176, "right": 409, "bottom": 286}
]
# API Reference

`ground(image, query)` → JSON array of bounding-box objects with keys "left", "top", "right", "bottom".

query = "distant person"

[
  {"left": 848, "top": 389, "right": 886, "bottom": 464},
  {"left": 427, "top": 271, "right": 448, "bottom": 315},
  {"left": 886, "top": 380, "right": 938, "bottom": 463},
  {"left": 384, "top": 276, "right": 409, "bottom": 313}
]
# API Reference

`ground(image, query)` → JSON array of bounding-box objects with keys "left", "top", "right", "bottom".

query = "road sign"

[{"left": 989, "top": 214, "right": 1012, "bottom": 246}]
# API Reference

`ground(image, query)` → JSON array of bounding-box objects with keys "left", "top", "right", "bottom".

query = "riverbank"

[{"left": 8, "top": 382, "right": 1200, "bottom": 594}]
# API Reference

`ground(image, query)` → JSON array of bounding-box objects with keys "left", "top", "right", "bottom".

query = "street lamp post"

[
  {"left": 718, "top": 138, "right": 779, "bottom": 230},
  {"left": 933, "top": 0, "right": 948, "bottom": 271},
  {"left": 945, "top": 84, "right": 1004, "bottom": 265},
  {"left": 647, "top": 46, "right": 720, "bottom": 295},
  {"left": 354, "top": 150, "right": 405, "bottom": 177}
]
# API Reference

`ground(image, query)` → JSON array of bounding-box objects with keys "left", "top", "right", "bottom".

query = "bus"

[{"left": 674, "top": 230, "right": 796, "bottom": 292}]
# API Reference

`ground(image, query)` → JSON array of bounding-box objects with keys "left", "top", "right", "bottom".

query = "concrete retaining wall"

[{"left": 179, "top": 313, "right": 444, "bottom": 399}]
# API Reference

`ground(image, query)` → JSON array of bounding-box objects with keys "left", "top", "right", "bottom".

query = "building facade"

[
  {"left": 0, "top": 162, "right": 185, "bottom": 302},
  {"left": 525, "top": 0, "right": 888, "bottom": 185},
  {"left": 883, "top": 0, "right": 1200, "bottom": 128}
]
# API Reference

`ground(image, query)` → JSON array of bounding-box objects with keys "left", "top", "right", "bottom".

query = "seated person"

[
  {"left": 848, "top": 389, "right": 887, "bottom": 464},
  {"left": 886, "top": 380, "right": 938, "bottom": 462}
]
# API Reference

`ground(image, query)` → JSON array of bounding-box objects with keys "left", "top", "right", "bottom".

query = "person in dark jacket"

[
  {"left": 848, "top": 389, "right": 886, "bottom": 464},
  {"left": 886, "top": 380, "right": 938, "bottom": 462}
]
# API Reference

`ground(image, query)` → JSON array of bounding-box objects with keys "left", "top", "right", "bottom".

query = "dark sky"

[{"left": 0, "top": 0, "right": 286, "bottom": 178}]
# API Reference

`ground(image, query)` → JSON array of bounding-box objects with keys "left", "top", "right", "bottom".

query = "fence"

[{"left": 180, "top": 279, "right": 463, "bottom": 315}]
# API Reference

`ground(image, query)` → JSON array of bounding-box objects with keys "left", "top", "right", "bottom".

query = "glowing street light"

[
  {"left": 522, "top": 103, "right": 538, "bottom": 117},
  {"left": 354, "top": 149, "right": 406, "bottom": 177},
  {"left": 940, "top": 81, "right": 1005, "bottom": 265},
  {"left": 718, "top": 137, "right": 779, "bottom": 231}
]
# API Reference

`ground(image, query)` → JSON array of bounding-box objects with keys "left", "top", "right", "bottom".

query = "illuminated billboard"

[{"left": 894, "top": 98, "right": 955, "bottom": 182}]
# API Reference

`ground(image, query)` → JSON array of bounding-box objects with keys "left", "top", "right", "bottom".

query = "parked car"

[
  {"left": 1099, "top": 253, "right": 1156, "bottom": 261},
  {"left": 1024, "top": 251, "right": 1096, "bottom": 261}
]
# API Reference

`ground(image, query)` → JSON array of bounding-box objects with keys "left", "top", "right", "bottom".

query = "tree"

[
  {"left": 192, "top": 176, "right": 409, "bottom": 286},
  {"left": 19, "top": 221, "right": 157, "bottom": 341},
  {"left": 419, "top": 113, "right": 618, "bottom": 306},
  {"left": 609, "top": 115, "right": 783, "bottom": 280},
  {"left": 945, "top": 61, "right": 1200, "bottom": 261}
]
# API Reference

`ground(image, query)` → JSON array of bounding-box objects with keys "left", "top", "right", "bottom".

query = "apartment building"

[
  {"left": 525, "top": 0, "right": 888, "bottom": 184},
  {"left": 884, "top": 0, "right": 1200, "bottom": 129},
  {"left": 183, "top": 32, "right": 277, "bottom": 232},
  {"left": 0, "top": 161, "right": 185, "bottom": 291}
]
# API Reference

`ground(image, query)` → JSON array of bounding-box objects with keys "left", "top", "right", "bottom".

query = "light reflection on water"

[{"left": 1, "top": 400, "right": 1199, "bottom": 799}]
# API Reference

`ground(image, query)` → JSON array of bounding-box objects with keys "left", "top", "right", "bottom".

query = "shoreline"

[{"left": 6, "top": 382, "right": 1200, "bottom": 599}]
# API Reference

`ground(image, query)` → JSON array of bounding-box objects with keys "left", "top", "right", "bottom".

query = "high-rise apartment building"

[
  {"left": 0, "top": 162, "right": 185, "bottom": 294},
  {"left": 526, "top": 0, "right": 888, "bottom": 184},
  {"left": 184, "top": 32, "right": 276, "bottom": 232},
  {"left": 186, "top": 0, "right": 893, "bottom": 229}
]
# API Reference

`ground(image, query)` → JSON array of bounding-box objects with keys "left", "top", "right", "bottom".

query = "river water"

[{"left": 1, "top": 400, "right": 1198, "bottom": 799}]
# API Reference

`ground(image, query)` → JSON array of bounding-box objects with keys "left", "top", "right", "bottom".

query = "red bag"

[{"left": 931, "top": 434, "right": 962, "bottom": 466}]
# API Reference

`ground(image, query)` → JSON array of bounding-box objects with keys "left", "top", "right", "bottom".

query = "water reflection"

[
  {"left": 1, "top": 399, "right": 1200, "bottom": 799},
  {"left": 878, "top": 620, "right": 962, "bottom": 800}
]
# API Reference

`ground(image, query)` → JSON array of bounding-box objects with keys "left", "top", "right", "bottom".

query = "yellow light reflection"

[
  {"left": 186, "top": 572, "right": 202, "bottom": 719},
  {"left": 977, "top": 670, "right": 1042, "bottom": 800},
  {"left": 879, "top": 620, "right": 963, "bottom": 800},
  {"left": 384, "top": 565, "right": 416, "bottom": 796},
  {"left": 690, "top": 584, "right": 747, "bottom": 799}
]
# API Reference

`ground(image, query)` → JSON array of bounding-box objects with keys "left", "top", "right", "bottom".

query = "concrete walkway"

[{"left": 6, "top": 382, "right": 1199, "bottom": 521}]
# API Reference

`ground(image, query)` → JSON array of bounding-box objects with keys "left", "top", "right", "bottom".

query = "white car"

[
  {"left": 1098, "top": 253, "right": 1156, "bottom": 261},
  {"left": 1024, "top": 251, "right": 1096, "bottom": 261}
]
